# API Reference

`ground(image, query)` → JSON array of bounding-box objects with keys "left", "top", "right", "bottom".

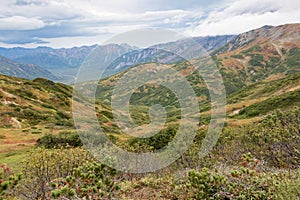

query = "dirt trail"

[
  {"left": 10, "top": 117, "right": 22, "bottom": 129},
  {"left": 237, "top": 56, "right": 251, "bottom": 81},
  {"left": 0, "top": 88, "right": 18, "bottom": 99},
  {"left": 271, "top": 42, "right": 283, "bottom": 57}
]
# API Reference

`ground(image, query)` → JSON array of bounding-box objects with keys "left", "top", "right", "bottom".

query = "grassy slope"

[
  {"left": 1, "top": 23, "right": 299, "bottom": 169},
  {"left": 0, "top": 75, "right": 116, "bottom": 168},
  {"left": 213, "top": 24, "right": 300, "bottom": 93},
  {"left": 94, "top": 24, "right": 300, "bottom": 126}
]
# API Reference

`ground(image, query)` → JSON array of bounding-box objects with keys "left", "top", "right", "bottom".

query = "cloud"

[
  {"left": 0, "top": 0, "right": 299, "bottom": 47},
  {"left": 0, "top": 0, "right": 204, "bottom": 47},
  {"left": 186, "top": 0, "right": 300, "bottom": 36},
  {"left": 0, "top": 16, "right": 45, "bottom": 30}
]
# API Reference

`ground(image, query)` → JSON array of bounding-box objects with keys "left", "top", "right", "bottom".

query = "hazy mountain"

[
  {"left": 0, "top": 36, "right": 235, "bottom": 83},
  {"left": 0, "top": 55, "right": 58, "bottom": 80},
  {"left": 0, "top": 44, "right": 136, "bottom": 83},
  {"left": 104, "top": 35, "right": 236, "bottom": 76},
  {"left": 75, "top": 44, "right": 138, "bottom": 82},
  {"left": 0, "top": 45, "right": 96, "bottom": 70}
]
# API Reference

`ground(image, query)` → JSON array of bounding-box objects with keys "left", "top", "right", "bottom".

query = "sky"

[{"left": 0, "top": 0, "right": 299, "bottom": 48}]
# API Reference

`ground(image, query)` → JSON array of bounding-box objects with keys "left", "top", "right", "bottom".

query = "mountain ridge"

[
  {"left": 0, "top": 36, "right": 236, "bottom": 83},
  {"left": 0, "top": 55, "right": 59, "bottom": 80},
  {"left": 211, "top": 23, "right": 300, "bottom": 93}
]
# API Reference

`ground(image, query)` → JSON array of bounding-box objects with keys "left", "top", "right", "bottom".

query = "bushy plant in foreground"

[
  {"left": 186, "top": 153, "right": 271, "bottom": 199},
  {"left": 13, "top": 147, "right": 93, "bottom": 199},
  {"left": 49, "top": 161, "right": 121, "bottom": 199},
  {"left": 243, "top": 107, "right": 300, "bottom": 168},
  {"left": 11, "top": 147, "right": 121, "bottom": 200},
  {"left": 216, "top": 107, "right": 300, "bottom": 168},
  {"left": 0, "top": 163, "right": 22, "bottom": 199}
]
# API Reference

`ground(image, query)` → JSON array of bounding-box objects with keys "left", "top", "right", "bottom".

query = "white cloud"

[
  {"left": 0, "top": 0, "right": 201, "bottom": 47},
  {"left": 186, "top": 0, "right": 300, "bottom": 36},
  {"left": 0, "top": 16, "right": 45, "bottom": 30},
  {"left": 0, "top": 0, "right": 299, "bottom": 47}
]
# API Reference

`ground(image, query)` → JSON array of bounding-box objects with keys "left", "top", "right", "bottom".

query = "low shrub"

[
  {"left": 36, "top": 131, "right": 82, "bottom": 148},
  {"left": 48, "top": 161, "right": 121, "bottom": 199}
]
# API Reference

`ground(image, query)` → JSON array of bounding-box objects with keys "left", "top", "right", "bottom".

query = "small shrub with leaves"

[
  {"left": 36, "top": 131, "right": 83, "bottom": 148},
  {"left": 187, "top": 168, "right": 228, "bottom": 199},
  {"left": 186, "top": 153, "right": 272, "bottom": 199},
  {"left": 0, "top": 164, "right": 22, "bottom": 199},
  {"left": 48, "top": 161, "right": 121, "bottom": 199},
  {"left": 242, "top": 107, "right": 300, "bottom": 168},
  {"left": 227, "top": 153, "right": 270, "bottom": 200},
  {"left": 13, "top": 147, "right": 93, "bottom": 199}
]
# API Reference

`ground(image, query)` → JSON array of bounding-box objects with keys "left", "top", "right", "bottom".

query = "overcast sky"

[{"left": 0, "top": 0, "right": 299, "bottom": 48}]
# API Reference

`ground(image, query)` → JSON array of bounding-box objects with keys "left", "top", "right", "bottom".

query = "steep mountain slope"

[
  {"left": 212, "top": 23, "right": 300, "bottom": 93},
  {"left": 214, "top": 24, "right": 300, "bottom": 53},
  {"left": 0, "top": 74, "right": 121, "bottom": 159},
  {"left": 99, "top": 24, "right": 300, "bottom": 96},
  {"left": 0, "top": 55, "right": 58, "bottom": 80},
  {"left": 192, "top": 35, "right": 237, "bottom": 52},
  {"left": 225, "top": 72, "right": 300, "bottom": 125}
]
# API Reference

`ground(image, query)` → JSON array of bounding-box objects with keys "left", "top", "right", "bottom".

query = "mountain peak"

[{"left": 214, "top": 23, "right": 300, "bottom": 54}]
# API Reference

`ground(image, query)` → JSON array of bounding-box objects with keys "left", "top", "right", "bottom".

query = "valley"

[{"left": 0, "top": 24, "right": 299, "bottom": 199}]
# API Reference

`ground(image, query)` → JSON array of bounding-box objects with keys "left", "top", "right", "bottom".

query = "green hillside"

[{"left": 0, "top": 24, "right": 299, "bottom": 200}]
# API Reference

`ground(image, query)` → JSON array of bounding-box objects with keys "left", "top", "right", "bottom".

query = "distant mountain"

[
  {"left": 0, "top": 55, "right": 58, "bottom": 80},
  {"left": 105, "top": 35, "right": 236, "bottom": 75},
  {"left": 0, "top": 36, "right": 235, "bottom": 83},
  {"left": 0, "top": 45, "right": 96, "bottom": 70},
  {"left": 75, "top": 44, "right": 138, "bottom": 82},
  {"left": 0, "top": 44, "right": 136, "bottom": 83}
]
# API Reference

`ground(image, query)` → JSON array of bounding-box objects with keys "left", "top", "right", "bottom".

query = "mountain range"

[
  {"left": 0, "top": 22, "right": 299, "bottom": 174},
  {"left": 0, "top": 35, "right": 235, "bottom": 83},
  {"left": 95, "top": 24, "right": 300, "bottom": 106}
]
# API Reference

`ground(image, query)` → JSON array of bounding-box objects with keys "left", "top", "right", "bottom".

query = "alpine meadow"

[{"left": 0, "top": 1, "right": 299, "bottom": 199}]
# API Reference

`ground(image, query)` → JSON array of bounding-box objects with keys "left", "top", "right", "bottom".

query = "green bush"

[
  {"left": 37, "top": 131, "right": 83, "bottom": 148},
  {"left": 12, "top": 148, "right": 93, "bottom": 199},
  {"left": 242, "top": 107, "right": 300, "bottom": 168},
  {"left": 127, "top": 125, "right": 178, "bottom": 151},
  {"left": 238, "top": 91, "right": 300, "bottom": 117},
  {"left": 186, "top": 153, "right": 271, "bottom": 199},
  {"left": 54, "top": 119, "right": 74, "bottom": 127},
  {"left": 48, "top": 161, "right": 121, "bottom": 199},
  {"left": 187, "top": 168, "right": 228, "bottom": 199},
  {"left": 249, "top": 54, "right": 264, "bottom": 67},
  {"left": 272, "top": 173, "right": 300, "bottom": 200}
]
